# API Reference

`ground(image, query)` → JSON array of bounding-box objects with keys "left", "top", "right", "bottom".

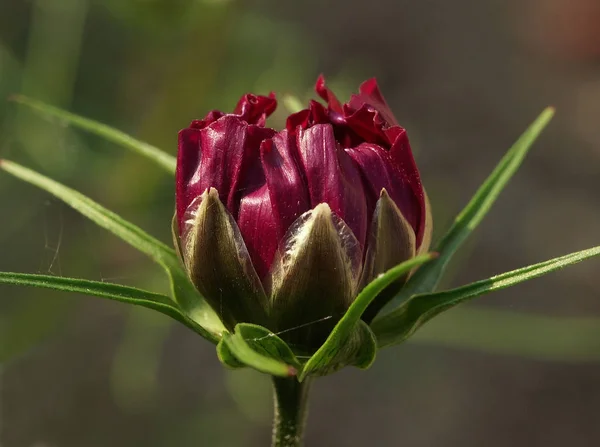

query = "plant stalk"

[{"left": 271, "top": 376, "right": 311, "bottom": 447}]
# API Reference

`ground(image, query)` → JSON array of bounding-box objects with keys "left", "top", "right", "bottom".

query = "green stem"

[{"left": 272, "top": 377, "right": 311, "bottom": 447}]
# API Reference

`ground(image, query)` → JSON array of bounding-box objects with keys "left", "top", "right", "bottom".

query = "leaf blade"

[
  {"left": 0, "top": 271, "right": 217, "bottom": 339},
  {"left": 10, "top": 95, "right": 176, "bottom": 173},
  {"left": 222, "top": 326, "right": 298, "bottom": 378},
  {"left": 373, "top": 246, "right": 600, "bottom": 347},
  {"left": 0, "top": 160, "right": 172, "bottom": 260},
  {"left": 384, "top": 108, "right": 555, "bottom": 310}
]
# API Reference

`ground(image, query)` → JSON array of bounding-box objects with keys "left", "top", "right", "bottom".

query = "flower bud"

[{"left": 175, "top": 76, "right": 432, "bottom": 352}]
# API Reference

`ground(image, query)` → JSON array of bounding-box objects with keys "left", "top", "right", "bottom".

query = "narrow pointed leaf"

[
  {"left": 383, "top": 107, "right": 555, "bottom": 310},
  {"left": 222, "top": 324, "right": 298, "bottom": 377},
  {"left": 0, "top": 160, "right": 172, "bottom": 259},
  {"left": 0, "top": 160, "right": 225, "bottom": 341},
  {"left": 0, "top": 271, "right": 216, "bottom": 340},
  {"left": 300, "top": 254, "right": 434, "bottom": 380},
  {"left": 373, "top": 246, "right": 600, "bottom": 348},
  {"left": 10, "top": 95, "right": 176, "bottom": 173}
]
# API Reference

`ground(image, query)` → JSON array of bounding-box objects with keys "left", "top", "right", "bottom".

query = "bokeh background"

[{"left": 1, "top": 0, "right": 600, "bottom": 445}]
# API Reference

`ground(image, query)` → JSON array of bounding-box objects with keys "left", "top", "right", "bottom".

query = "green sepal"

[
  {"left": 269, "top": 203, "right": 361, "bottom": 352},
  {"left": 221, "top": 323, "right": 301, "bottom": 377},
  {"left": 299, "top": 254, "right": 434, "bottom": 380},
  {"left": 181, "top": 188, "right": 270, "bottom": 331}
]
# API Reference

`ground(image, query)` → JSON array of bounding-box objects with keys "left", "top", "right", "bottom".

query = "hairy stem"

[{"left": 272, "top": 377, "right": 311, "bottom": 447}]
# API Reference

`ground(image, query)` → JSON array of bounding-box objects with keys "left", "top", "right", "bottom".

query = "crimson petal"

[
  {"left": 343, "top": 104, "right": 390, "bottom": 146},
  {"left": 388, "top": 129, "right": 426, "bottom": 246},
  {"left": 315, "top": 74, "right": 343, "bottom": 113},
  {"left": 296, "top": 124, "right": 368, "bottom": 247},
  {"left": 345, "top": 142, "right": 421, "bottom": 237},
  {"left": 234, "top": 93, "right": 277, "bottom": 126},
  {"left": 348, "top": 78, "right": 399, "bottom": 128},
  {"left": 262, "top": 131, "right": 311, "bottom": 246},
  {"left": 237, "top": 183, "right": 280, "bottom": 281},
  {"left": 176, "top": 127, "right": 202, "bottom": 233}
]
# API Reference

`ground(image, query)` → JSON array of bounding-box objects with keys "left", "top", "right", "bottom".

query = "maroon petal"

[
  {"left": 345, "top": 142, "right": 420, "bottom": 236},
  {"left": 190, "top": 110, "right": 225, "bottom": 129},
  {"left": 237, "top": 183, "right": 280, "bottom": 281},
  {"left": 286, "top": 108, "right": 311, "bottom": 132},
  {"left": 285, "top": 100, "right": 330, "bottom": 133},
  {"left": 176, "top": 127, "right": 202, "bottom": 233},
  {"left": 197, "top": 116, "right": 248, "bottom": 210},
  {"left": 315, "top": 74, "right": 343, "bottom": 113},
  {"left": 296, "top": 124, "right": 368, "bottom": 247},
  {"left": 234, "top": 93, "right": 277, "bottom": 126},
  {"left": 343, "top": 104, "right": 390, "bottom": 147},
  {"left": 176, "top": 116, "right": 252, "bottom": 232},
  {"left": 387, "top": 129, "right": 426, "bottom": 247},
  {"left": 262, "top": 131, "right": 311, "bottom": 240},
  {"left": 348, "top": 78, "right": 399, "bottom": 128},
  {"left": 227, "top": 125, "right": 276, "bottom": 217},
  {"left": 236, "top": 131, "right": 312, "bottom": 282}
]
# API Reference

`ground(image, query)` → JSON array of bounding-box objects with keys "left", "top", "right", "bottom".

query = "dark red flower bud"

[{"left": 175, "top": 76, "right": 432, "bottom": 351}]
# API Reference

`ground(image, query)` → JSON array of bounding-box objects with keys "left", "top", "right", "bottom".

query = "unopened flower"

[{"left": 174, "top": 76, "right": 431, "bottom": 352}]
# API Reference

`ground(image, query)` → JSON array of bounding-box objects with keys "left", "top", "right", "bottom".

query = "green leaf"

[
  {"left": 0, "top": 160, "right": 172, "bottom": 259},
  {"left": 299, "top": 254, "right": 434, "bottom": 380},
  {"left": 217, "top": 338, "right": 246, "bottom": 369},
  {"left": 383, "top": 107, "right": 555, "bottom": 310},
  {"left": 300, "top": 321, "right": 377, "bottom": 380},
  {"left": 237, "top": 324, "right": 302, "bottom": 369},
  {"left": 372, "top": 246, "right": 600, "bottom": 348},
  {"left": 0, "top": 160, "right": 225, "bottom": 342},
  {"left": 218, "top": 323, "right": 302, "bottom": 373},
  {"left": 222, "top": 324, "right": 299, "bottom": 377},
  {"left": 0, "top": 271, "right": 211, "bottom": 338},
  {"left": 9, "top": 95, "right": 176, "bottom": 174}
]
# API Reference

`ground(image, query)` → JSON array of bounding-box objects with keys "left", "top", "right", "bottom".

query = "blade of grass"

[
  {"left": 373, "top": 246, "right": 600, "bottom": 347},
  {"left": 0, "top": 272, "right": 214, "bottom": 338},
  {"left": 9, "top": 95, "right": 176, "bottom": 173}
]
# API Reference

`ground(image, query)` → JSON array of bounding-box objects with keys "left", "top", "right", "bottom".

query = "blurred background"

[{"left": 1, "top": 0, "right": 599, "bottom": 445}]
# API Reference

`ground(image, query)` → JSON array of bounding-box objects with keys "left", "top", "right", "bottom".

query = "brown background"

[{"left": 1, "top": 0, "right": 599, "bottom": 445}]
